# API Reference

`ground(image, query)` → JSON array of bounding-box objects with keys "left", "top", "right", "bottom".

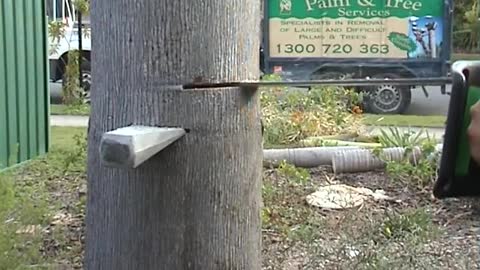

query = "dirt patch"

[
  {"left": 33, "top": 164, "right": 480, "bottom": 269},
  {"left": 41, "top": 172, "right": 86, "bottom": 269},
  {"left": 262, "top": 166, "right": 480, "bottom": 269}
]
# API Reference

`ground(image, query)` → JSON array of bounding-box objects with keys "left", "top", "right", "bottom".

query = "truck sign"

[
  {"left": 262, "top": 0, "right": 452, "bottom": 115},
  {"left": 268, "top": 0, "right": 444, "bottom": 59}
]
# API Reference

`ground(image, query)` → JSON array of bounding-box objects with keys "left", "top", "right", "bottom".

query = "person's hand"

[{"left": 468, "top": 101, "right": 480, "bottom": 164}]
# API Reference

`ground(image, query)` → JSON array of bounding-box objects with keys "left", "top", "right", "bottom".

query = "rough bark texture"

[{"left": 86, "top": 1, "right": 262, "bottom": 269}]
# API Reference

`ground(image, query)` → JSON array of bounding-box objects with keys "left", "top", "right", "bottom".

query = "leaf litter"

[{"left": 262, "top": 167, "right": 480, "bottom": 270}]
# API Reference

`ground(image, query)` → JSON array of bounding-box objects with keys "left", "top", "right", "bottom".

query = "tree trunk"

[{"left": 86, "top": 1, "right": 262, "bottom": 269}]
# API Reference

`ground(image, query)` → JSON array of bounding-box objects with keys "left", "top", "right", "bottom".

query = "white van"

[{"left": 46, "top": 0, "right": 91, "bottom": 102}]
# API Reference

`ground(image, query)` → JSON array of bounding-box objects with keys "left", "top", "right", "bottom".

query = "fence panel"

[{"left": 0, "top": 0, "right": 49, "bottom": 169}]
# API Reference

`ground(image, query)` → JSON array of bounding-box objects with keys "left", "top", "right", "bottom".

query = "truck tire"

[
  {"left": 79, "top": 61, "right": 92, "bottom": 104},
  {"left": 363, "top": 73, "right": 411, "bottom": 115},
  {"left": 62, "top": 61, "right": 92, "bottom": 104}
]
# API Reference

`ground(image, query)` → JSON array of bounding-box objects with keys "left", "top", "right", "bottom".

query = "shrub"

[
  {"left": 375, "top": 128, "right": 440, "bottom": 188},
  {"left": 260, "top": 80, "right": 364, "bottom": 147}
]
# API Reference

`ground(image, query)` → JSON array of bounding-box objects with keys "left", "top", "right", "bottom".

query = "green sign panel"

[{"left": 268, "top": 0, "right": 444, "bottom": 59}]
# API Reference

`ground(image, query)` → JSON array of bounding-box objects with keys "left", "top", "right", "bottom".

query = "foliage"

[
  {"left": 453, "top": 0, "right": 480, "bottom": 52},
  {"left": 62, "top": 131, "right": 88, "bottom": 174},
  {"left": 375, "top": 128, "right": 440, "bottom": 188},
  {"left": 62, "top": 50, "right": 83, "bottom": 105},
  {"left": 262, "top": 163, "right": 318, "bottom": 241},
  {"left": 463, "top": 0, "right": 480, "bottom": 51},
  {"left": 381, "top": 208, "right": 436, "bottom": 241},
  {"left": 0, "top": 174, "right": 50, "bottom": 268},
  {"left": 277, "top": 160, "right": 311, "bottom": 185},
  {"left": 377, "top": 127, "right": 426, "bottom": 148},
  {"left": 260, "top": 76, "right": 364, "bottom": 147},
  {"left": 47, "top": 20, "right": 66, "bottom": 55},
  {"left": 74, "top": 0, "right": 90, "bottom": 15}
]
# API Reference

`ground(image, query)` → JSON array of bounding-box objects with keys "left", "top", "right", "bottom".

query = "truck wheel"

[
  {"left": 62, "top": 61, "right": 91, "bottom": 104},
  {"left": 363, "top": 73, "right": 411, "bottom": 114},
  {"left": 79, "top": 62, "right": 92, "bottom": 104}
]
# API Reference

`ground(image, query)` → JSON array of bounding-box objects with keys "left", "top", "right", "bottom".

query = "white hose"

[
  {"left": 263, "top": 146, "right": 360, "bottom": 168},
  {"left": 331, "top": 145, "right": 442, "bottom": 174},
  {"left": 263, "top": 144, "right": 443, "bottom": 173},
  {"left": 332, "top": 147, "right": 408, "bottom": 174}
]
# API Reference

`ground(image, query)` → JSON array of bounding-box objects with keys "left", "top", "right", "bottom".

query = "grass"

[
  {"left": 50, "top": 127, "right": 86, "bottom": 146},
  {"left": 452, "top": 53, "right": 480, "bottom": 62},
  {"left": 51, "top": 104, "right": 90, "bottom": 116},
  {"left": 0, "top": 127, "right": 87, "bottom": 269},
  {"left": 363, "top": 114, "right": 446, "bottom": 128}
]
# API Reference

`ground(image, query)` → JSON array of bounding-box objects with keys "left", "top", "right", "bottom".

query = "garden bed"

[
  {"left": 262, "top": 165, "right": 480, "bottom": 269},
  {"left": 0, "top": 128, "right": 479, "bottom": 269}
]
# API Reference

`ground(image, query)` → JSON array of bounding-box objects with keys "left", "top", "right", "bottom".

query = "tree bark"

[{"left": 86, "top": 1, "right": 262, "bottom": 269}]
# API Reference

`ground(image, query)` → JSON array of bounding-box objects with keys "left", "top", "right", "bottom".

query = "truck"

[
  {"left": 45, "top": 0, "right": 91, "bottom": 103},
  {"left": 261, "top": 0, "right": 453, "bottom": 114}
]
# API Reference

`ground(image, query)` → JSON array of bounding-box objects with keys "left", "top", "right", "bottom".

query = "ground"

[
  {"left": 1, "top": 127, "right": 479, "bottom": 269},
  {"left": 262, "top": 166, "right": 480, "bottom": 269},
  {"left": 0, "top": 127, "right": 87, "bottom": 269}
]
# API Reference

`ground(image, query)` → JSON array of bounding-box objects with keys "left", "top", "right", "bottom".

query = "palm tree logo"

[{"left": 280, "top": 0, "right": 292, "bottom": 14}]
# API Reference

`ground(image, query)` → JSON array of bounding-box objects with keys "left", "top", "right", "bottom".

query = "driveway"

[{"left": 406, "top": 85, "right": 450, "bottom": 116}]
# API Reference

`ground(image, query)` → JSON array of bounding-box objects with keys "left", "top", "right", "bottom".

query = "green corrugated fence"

[{"left": 0, "top": 0, "right": 50, "bottom": 169}]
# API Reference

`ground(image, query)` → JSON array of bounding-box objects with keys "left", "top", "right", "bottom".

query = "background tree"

[{"left": 453, "top": 0, "right": 480, "bottom": 52}]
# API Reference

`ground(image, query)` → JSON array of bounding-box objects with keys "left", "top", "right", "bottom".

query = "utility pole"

[
  {"left": 86, "top": 0, "right": 263, "bottom": 269},
  {"left": 77, "top": 8, "right": 82, "bottom": 89}
]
